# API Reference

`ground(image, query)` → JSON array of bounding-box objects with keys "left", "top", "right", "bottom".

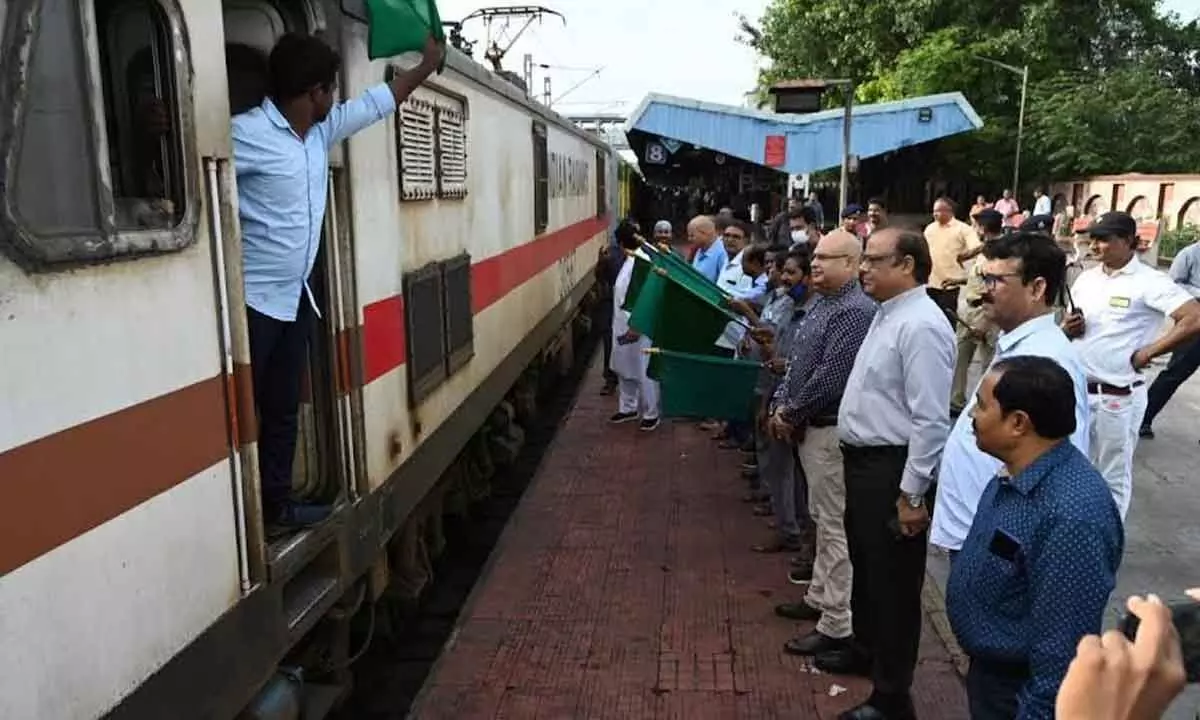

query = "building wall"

[{"left": 1049, "top": 174, "right": 1200, "bottom": 228}]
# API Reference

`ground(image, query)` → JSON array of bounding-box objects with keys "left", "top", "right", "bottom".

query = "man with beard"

[
  {"left": 931, "top": 231, "right": 1088, "bottom": 555},
  {"left": 865, "top": 198, "right": 888, "bottom": 235},
  {"left": 234, "top": 32, "right": 444, "bottom": 532}
]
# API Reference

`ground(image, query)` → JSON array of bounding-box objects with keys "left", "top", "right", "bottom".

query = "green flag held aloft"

[
  {"left": 366, "top": 0, "right": 446, "bottom": 60},
  {"left": 652, "top": 349, "right": 760, "bottom": 422}
]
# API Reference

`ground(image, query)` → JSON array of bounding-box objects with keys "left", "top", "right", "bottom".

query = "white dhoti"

[{"left": 610, "top": 254, "right": 660, "bottom": 420}]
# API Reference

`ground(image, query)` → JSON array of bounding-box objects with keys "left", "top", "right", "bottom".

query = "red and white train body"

[{"left": 0, "top": 1, "right": 616, "bottom": 717}]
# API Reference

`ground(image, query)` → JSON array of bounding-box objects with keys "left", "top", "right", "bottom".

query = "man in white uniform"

[
  {"left": 1063, "top": 211, "right": 1200, "bottom": 517},
  {"left": 609, "top": 220, "right": 661, "bottom": 431}
]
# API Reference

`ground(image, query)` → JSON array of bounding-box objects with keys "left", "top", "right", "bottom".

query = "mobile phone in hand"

[{"left": 1119, "top": 600, "right": 1200, "bottom": 683}]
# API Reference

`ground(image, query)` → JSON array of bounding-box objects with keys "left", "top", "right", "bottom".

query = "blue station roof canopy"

[{"left": 623, "top": 92, "right": 984, "bottom": 175}]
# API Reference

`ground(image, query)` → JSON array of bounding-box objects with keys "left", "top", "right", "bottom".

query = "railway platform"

[{"left": 408, "top": 359, "right": 969, "bottom": 719}]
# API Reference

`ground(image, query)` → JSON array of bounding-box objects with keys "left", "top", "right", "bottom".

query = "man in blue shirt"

[
  {"left": 947, "top": 355, "right": 1123, "bottom": 720},
  {"left": 687, "top": 215, "right": 728, "bottom": 283},
  {"left": 234, "top": 33, "right": 443, "bottom": 532}
]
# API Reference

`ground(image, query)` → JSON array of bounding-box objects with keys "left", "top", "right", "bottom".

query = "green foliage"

[
  {"left": 1026, "top": 64, "right": 1200, "bottom": 177},
  {"left": 741, "top": 0, "right": 1200, "bottom": 187},
  {"left": 1159, "top": 223, "right": 1200, "bottom": 261}
]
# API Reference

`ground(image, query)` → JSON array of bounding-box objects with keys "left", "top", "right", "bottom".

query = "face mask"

[
  {"left": 788, "top": 282, "right": 808, "bottom": 301},
  {"left": 791, "top": 229, "right": 807, "bottom": 244}
]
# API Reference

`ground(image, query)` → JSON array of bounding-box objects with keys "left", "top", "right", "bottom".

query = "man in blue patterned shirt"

[
  {"left": 947, "top": 355, "right": 1123, "bottom": 720},
  {"left": 769, "top": 230, "right": 877, "bottom": 665}
]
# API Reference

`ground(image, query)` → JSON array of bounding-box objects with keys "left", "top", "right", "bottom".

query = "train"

[{"left": 0, "top": 1, "right": 641, "bottom": 718}]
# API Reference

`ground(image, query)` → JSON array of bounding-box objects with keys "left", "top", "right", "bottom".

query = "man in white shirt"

[
  {"left": 714, "top": 220, "right": 768, "bottom": 448},
  {"left": 1033, "top": 187, "right": 1053, "bottom": 216},
  {"left": 932, "top": 231, "right": 1089, "bottom": 552},
  {"left": 835, "top": 227, "right": 955, "bottom": 720},
  {"left": 1063, "top": 211, "right": 1200, "bottom": 518}
]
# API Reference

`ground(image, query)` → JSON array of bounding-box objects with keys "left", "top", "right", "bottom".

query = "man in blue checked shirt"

[
  {"left": 947, "top": 355, "right": 1122, "bottom": 720},
  {"left": 234, "top": 32, "right": 443, "bottom": 533}
]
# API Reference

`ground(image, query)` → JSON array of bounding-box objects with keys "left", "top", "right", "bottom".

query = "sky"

[{"left": 438, "top": 0, "right": 1200, "bottom": 118}]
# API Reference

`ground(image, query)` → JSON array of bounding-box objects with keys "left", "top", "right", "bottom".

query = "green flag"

[
  {"left": 653, "top": 350, "right": 760, "bottom": 421},
  {"left": 366, "top": 0, "right": 446, "bottom": 60},
  {"left": 628, "top": 265, "right": 742, "bottom": 361},
  {"left": 621, "top": 253, "right": 652, "bottom": 312}
]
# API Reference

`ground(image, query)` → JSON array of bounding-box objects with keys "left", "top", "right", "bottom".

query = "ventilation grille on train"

[
  {"left": 402, "top": 253, "right": 474, "bottom": 405},
  {"left": 437, "top": 107, "right": 468, "bottom": 199},
  {"left": 398, "top": 98, "right": 437, "bottom": 201},
  {"left": 397, "top": 94, "right": 469, "bottom": 202}
]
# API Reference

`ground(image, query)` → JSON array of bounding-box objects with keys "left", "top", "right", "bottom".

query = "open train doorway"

[{"left": 222, "top": 0, "right": 359, "bottom": 565}]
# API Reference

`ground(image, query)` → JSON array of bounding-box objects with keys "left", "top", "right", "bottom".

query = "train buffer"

[{"left": 410, "top": 359, "right": 969, "bottom": 719}]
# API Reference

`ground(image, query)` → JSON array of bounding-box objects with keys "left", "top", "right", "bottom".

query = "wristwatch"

[{"left": 903, "top": 493, "right": 925, "bottom": 509}]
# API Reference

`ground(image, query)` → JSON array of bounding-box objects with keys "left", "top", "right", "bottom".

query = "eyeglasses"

[
  {"left": 812, "top": 252, "right": 852, "bottom": 262},
  {"left": 981, "top": 272, "right": 1023, "bottom": 288},
  {"left": 860, "top": 252, "right": 901, "bottom": 267}
]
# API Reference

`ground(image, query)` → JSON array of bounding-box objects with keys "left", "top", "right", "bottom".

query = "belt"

[
  {"left": 1086, "top": 380, "right": 1145, "bottom": 396},
  {"left": 839, "top": 442, "right": 907, "bottom": 456},
  {"left": 809, "top": 415, "right": 838, "bottom": 428}
]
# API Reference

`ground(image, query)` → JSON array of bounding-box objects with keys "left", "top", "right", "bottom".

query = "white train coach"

[{"left": 0, "top": 0, "right": 620, "bottom": 718}]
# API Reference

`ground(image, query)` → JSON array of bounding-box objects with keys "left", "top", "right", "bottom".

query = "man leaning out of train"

[{"left": 233, "top": 32, "right": 445, "bottom": 534}]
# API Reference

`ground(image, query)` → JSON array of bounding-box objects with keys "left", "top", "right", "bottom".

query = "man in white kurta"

[{"left": 610, "top": 241, "right": 661, "bottom": 431}]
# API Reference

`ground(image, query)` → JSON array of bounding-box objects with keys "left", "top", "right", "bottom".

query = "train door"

[{"left": 220, "top": 0, "right": 362, "bottom": 580}]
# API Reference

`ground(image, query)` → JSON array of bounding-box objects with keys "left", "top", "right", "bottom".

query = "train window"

[
  {"left": 595, "top": 150, "right": 607, "bottom": 218},
  {"left": 436, "top": 105, "right": 468, "bottom": 199},
  {"left": 404, "top": 262, "right": 448, "bottom": 404},
  {"left": 441, "top": 253, "right": 473, "bottom": 374},
  {"left": 1, "top": 0, "right": 194, "bottom": 268},
  {"left": 397, "top": 97, "right": 437, "bottom": 201},
  {"left": 532, "top": 121, "right": 548, "bottom": 235}
]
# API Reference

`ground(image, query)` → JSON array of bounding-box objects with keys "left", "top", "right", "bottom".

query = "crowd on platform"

[{"left": 595, "top": 196, "right": 1200, "bottom": 720}]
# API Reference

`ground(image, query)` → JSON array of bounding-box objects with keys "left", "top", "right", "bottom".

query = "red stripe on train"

[{"left": 360, "top": 215, "right": 609, "bottom": 385}]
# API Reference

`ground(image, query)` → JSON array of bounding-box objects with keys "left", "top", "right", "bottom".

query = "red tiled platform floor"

[{"left": 409, "top": 360, "right": 968, "bottom": 719}]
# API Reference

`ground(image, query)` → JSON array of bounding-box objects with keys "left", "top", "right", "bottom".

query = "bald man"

[
  {"left": 924, "top": 197, "right": 980, "bottom": 323},
  {"left": 770, "top": 229, "right": 878, "bottom": 669},
  {"left": 688, "top": 215, "right": 728, "bottom": 283}
]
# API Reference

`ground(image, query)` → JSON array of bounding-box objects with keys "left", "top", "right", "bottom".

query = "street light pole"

[
  {"left": 973, "top": 56, "right": 1029, "bottom": 194},
  {"left": 840, "top": 81, "right": 854, "bottom": 217},
  {"left": 1013, "top": 64, "right": 1028, "bottom": 194}
]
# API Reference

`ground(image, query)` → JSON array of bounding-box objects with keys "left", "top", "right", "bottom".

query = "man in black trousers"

[{"left": 832, "top": 228, "right": 956, "bottom": 720}]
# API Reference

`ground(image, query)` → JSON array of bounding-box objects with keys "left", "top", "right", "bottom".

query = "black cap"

[
  {"left": 973, "top": 208, "right": 1004, "bottom": 225},
  {"left": 1086, "top": 211, "right": 1138, "bottom": 238},
  {"left": 1019, "top": 214, "right": 1055, "bottom": 233}
]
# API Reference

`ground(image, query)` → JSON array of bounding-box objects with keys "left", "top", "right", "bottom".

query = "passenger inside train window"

[
  {"left": 96, "top": 0, "right": 185, "bottom": 230},
  {"left": 234, "top": 32, "right": 445, "bottom": 535}
]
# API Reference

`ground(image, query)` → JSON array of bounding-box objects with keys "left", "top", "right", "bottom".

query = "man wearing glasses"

[
  {"left": 768, "top": 230, "right": 877, "bottom": 672},
  {"left": 931, "top": 232, "right": 1089, "bottom": 555}
]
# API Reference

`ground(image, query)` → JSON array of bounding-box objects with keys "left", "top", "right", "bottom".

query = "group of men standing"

[{"left": 602, "top": 195, "right": 1200, "bottom": 719}]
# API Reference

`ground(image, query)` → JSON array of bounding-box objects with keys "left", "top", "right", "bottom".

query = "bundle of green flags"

[{"left": 619, "top": 243, "right": 761, "bottom": 421}]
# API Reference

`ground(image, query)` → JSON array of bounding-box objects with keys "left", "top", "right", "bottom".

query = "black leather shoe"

[
  {"left": 774, "top": 601, "right": 821, "bottom": 621},
  {"left": 836, "top": 693, "right": 915, "bottom": 720},
  {"left": 783, "top": 630, "right": 848, "bottom": 656},
  {"left": 814, "top": 645, "right": 871, "bottom": 676}
]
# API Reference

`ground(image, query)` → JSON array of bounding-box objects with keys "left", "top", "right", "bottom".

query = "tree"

[
  {"left": 740, "top": 0, "right": 1200, "bottom": 189},
  {"left": 1025, "top": 63, "right": 1200, "bottom": 177}
]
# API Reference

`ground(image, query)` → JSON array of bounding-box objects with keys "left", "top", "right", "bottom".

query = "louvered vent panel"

[{"left": 397, "top": 97, "right": 436, "bottom": 201}]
